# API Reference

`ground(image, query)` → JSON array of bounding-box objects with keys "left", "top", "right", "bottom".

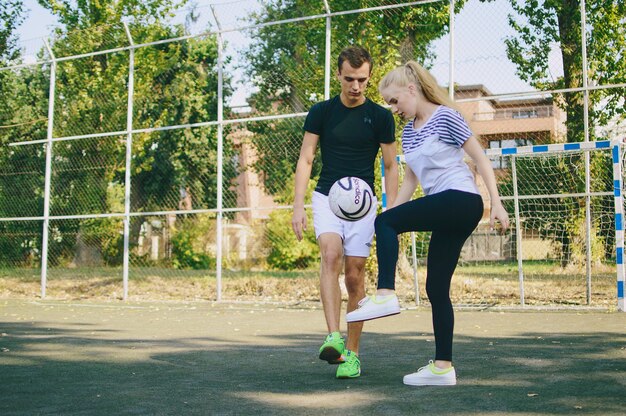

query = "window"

[{"left": 512, "top": 109, "right": 538, "bottom": 119}]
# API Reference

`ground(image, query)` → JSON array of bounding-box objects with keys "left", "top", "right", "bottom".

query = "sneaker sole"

[
  {"left": 336, "top": 372, "right": 361, "bottom": 379},
  {"left": 403, "top": 379, "right": 456, "bottom": 386},
  {"left": 346, "top": 310, "right": 400, "bottom": 323},
  {"left": 319, "top": 347, "right": 342, "bottom": 363}
]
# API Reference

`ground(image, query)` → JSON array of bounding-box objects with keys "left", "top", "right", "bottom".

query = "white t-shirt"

[{"left": 402, "top": 105, "right": 479, "bottom": 196}]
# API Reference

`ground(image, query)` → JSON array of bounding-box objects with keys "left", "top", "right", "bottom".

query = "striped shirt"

[
  {"left": 402, "top": 105, "right": 479, "bottom": 196},
  {"left": 402, "top": 105, "right": 472, "bottom": 154}
]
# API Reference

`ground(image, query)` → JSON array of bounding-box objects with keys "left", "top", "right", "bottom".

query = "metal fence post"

[
  {"left": 580, "top": 0, "right": 593, "bottom": 304},
  {"left": 40, "top": 39, "right": 56, "bottom": 299},
  {"left": 511, "top": 156, "right": 525, "bottom": 306},
  {"left": 448, "top": 0, "right": 455, "bottom": 99},
  {"left": 212, "top": 6, "right": 224, "bottom": 301},
  {"left": 122, "top": 22, "right": 135, "bottom": 301},
  {"left": 323, "top": 0, "right": 331, "bottom": 100}
]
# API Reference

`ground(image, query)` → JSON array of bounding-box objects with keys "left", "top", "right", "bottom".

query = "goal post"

[
  {"left": 381, "top": 139, "right": 625, "bottom": 311},
  {"left": 611, "top": 142, "right": 625, "bottom": 312}
]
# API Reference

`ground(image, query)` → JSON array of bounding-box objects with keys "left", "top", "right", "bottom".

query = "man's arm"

[
  {"left": 393, "top": 165, "right": 418, "bottom": 208},
  {"left": 292, "top": 131, "right": 319, "bottom": 241},
  {"left": 380, "top": 142, "right": 398, "bottom": 209}
]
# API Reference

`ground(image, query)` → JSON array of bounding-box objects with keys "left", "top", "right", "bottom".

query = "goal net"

[{"left": 383, "top": 140, "right": 625, "bottom": 311}]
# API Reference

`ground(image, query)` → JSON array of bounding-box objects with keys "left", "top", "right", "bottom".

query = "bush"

[
  {"left": 266, "top": 208, "right": 318, "bottom": 270},
  {"left": 171, "top": 216, "right": 216, "bottom": 270},
  {"left": 80, "top": 217, "right": 125, "bottom": 266}
]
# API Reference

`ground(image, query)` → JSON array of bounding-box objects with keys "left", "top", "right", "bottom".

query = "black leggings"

[{"left": 375, "top": 190, "right": 483, "bottom": 361}]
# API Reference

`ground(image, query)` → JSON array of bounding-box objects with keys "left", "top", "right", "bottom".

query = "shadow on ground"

[{"left": 1, "top": 302, "right": 625, "bottom": 415}]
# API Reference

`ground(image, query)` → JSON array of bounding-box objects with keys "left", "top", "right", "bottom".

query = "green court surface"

[{"left": 1, "top": 299, "right": 625, "bottom": 415}]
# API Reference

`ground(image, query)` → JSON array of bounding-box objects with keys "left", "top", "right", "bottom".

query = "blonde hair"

[{"left": 379, "top": 61, "right": 457, "bottom": 109}]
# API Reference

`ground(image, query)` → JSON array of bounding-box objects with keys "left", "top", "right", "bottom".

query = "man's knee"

[{"left": 320, "top": 246, "right": 342, "bottom": 267}]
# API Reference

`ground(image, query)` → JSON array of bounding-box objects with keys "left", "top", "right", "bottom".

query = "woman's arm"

[{"left": 462, "top": 136, "right": 510, "bottom": 232}]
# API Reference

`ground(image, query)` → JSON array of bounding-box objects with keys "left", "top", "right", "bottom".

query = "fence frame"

[{"left": 1, "top": 0, "right": 625, "bottom": 310}]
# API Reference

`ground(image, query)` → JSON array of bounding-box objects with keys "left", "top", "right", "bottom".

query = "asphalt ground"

[{"left": 1, "top": 299, "right": 625, "bottom": 415}]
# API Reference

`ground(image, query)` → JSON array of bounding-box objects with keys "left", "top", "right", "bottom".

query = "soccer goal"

[{"left": 381, "top": 139, "right": 625, "bottom": 311}]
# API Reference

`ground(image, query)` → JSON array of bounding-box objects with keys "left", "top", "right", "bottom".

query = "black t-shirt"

[{"left": 303, "top": 96, "right": 395, "bottom": 196}]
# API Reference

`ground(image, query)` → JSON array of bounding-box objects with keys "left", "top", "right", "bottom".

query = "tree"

[
  {"left": 502, "top": 0, "right": 626, "bottom": 143},
  {"left": 0, "top": 0, "right": 24, "bottom": 61},
  {"left": 37, "top": 0, "right": 181, "bottom": 29},
  {"left": 242, "top": 0, "right": 466, "bottom": 199},
  {"left": 7, "top": 0, "right": 236, "bottom": 266},
  {"left": 0, "top": 1, "right": 46, "bottom": 266}
]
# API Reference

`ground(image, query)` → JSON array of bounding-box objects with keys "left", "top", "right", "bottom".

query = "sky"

[
  {"left": 14, "top": 0, "right": 562, "bottom": 102},
  {"left": 16, "top": 0, "right": 248, "bottom": 40},
  {"left": 17, "top": 0, "right": 57, "bottom": 41}
]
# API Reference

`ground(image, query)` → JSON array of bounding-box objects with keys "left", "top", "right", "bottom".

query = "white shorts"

[{"left": 312, "top": 191, "right": 378, "bottom": 258}]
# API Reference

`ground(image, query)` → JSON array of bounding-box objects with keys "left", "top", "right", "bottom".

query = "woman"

[{"left": 346, "top": 61, "right": 510, "bottom": 386}]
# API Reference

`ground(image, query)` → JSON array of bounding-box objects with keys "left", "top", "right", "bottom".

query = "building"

[
  {"left": 455, "top": 84, "right": 567, "bottom": 155},
  {"left": 229, "top": 125, "right": 277, "bottom": 224}
]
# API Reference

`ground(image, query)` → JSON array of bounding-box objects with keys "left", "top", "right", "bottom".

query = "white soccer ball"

[{"left": 328, "top": 176, "right": 374, "bottom": 222}]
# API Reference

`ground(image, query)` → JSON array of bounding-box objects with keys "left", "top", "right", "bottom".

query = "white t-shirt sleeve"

[{"left": 437, "top": 108, "right": 472, "bottom": 148}]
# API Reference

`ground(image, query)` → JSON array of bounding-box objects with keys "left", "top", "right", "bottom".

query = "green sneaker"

[
  {"left": 319, "top": 332, "right": 345, "bottom": 364},
  {"left": 336, "top": 350, "right": 361, "bottom": 378}
]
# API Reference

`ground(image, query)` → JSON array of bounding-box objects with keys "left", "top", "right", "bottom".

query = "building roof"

[{"left": 453, "top": 84, "right": 553, "bottom": 108}]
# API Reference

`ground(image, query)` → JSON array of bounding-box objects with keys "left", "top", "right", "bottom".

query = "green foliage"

[
  {"left": 0, "top": 222, "right": 40, "bottom": 267},
  {"left": 502, "top": 0, "right": 626, "bottom": 142},
  {"left": 496, "top": 0, "right": 624, "bottom": 264},
  {"left": 79, "top": 217, "right": 125, "bottom": 265},
  {"left": 0, "top": 27, "right": 47, "bottom": 267},
  {"left": 71, "top": 184, "right": 125, "bottom": 266},
  {"left": 564, "top": 209, "right": 606, "bottom": 266},
  {"left": 171, "top": 216, "right": 216, "bottom": 270},
  {"left": 266, "top": 176, "right": 318, "bottom": 270},
  {"left": 1, "top": 0, "right": 236, "bottom": 268},
  {"left": 129, "top": 28, "right": 236, "bottom": 213},
  {"left": 171, "top": 231, "right": 215, "bottom": 270},
  {"left": 0, "top": 0, "right": 25, "bottom": 62},
  {"left": 266, "top": 207, "right": 318, "bottom": 270},
  {"left": 37, "top": 0, "right": 184, "bottom": 30},
  {"left": 242, "top": 0, "right": 465, "bottom": 198},
  {"left": 248, "top": 117, "right": 316, "bottom": 198}
]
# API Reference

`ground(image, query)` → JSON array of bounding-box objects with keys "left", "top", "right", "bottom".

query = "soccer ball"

[{"left": 328, "top": 176, "right": 374, "bottom": 221}]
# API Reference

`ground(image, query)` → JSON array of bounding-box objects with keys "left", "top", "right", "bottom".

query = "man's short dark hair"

[{"left": 338, "top": 46, "right": 372, "bottom": 74}]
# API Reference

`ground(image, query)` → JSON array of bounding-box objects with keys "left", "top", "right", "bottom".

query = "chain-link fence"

[{"left": 1, "top": 0, "right": 625, "bottom": 309}]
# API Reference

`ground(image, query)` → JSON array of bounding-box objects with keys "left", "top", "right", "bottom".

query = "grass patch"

[{"left": 0, "top": 262, "right": 618, "bottom": 309}]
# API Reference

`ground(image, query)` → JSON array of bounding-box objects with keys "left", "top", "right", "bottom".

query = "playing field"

[{"left": 1, "top": 299, "right": 625, "bottom": 415}]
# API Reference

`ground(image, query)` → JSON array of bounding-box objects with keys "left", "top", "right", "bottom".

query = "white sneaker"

[
  {"left": 345, "top": 294, "right": 401, "bottom": 323},
  {"left": 403, "top": 361, "right": 457, "bottom": 386}
]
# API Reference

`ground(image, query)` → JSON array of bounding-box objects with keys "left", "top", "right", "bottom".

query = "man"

[{"left": 291, "top": 46, "right": 398, "bottom": 379}]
